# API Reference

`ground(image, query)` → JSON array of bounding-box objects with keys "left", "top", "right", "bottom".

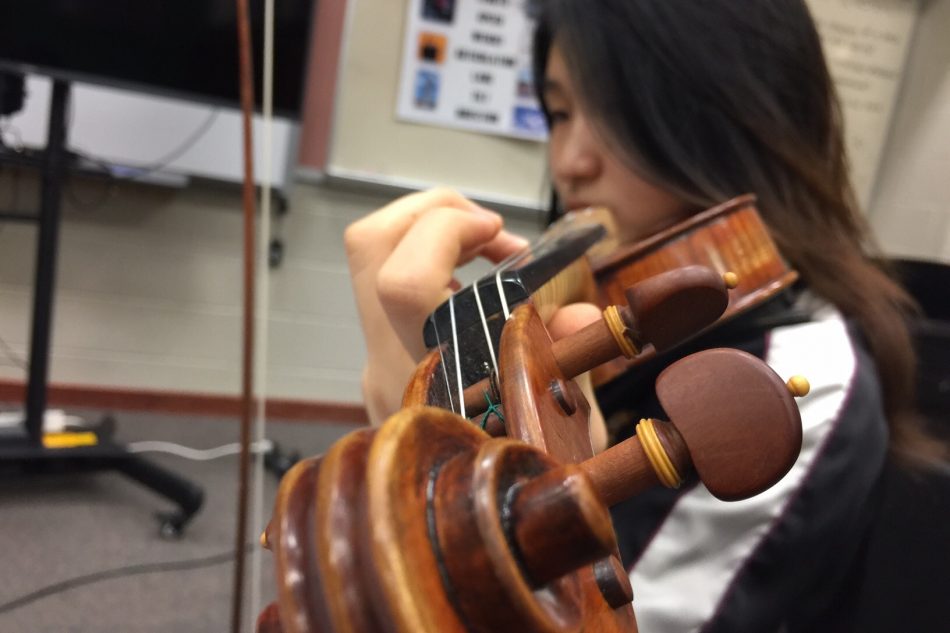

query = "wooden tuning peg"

[
  {"left": 580, "top": 348, "right": 804, "bottom": 504},
  {"left": 460, "top": 265, "right": 732, "bottom": 419},
  {"left": 551, "top": 265, "right": 730, "bottom": 379}
]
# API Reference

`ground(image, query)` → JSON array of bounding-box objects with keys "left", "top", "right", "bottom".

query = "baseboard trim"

[{"left": 0, "top": 380, "right": 368, "bottom": 426}]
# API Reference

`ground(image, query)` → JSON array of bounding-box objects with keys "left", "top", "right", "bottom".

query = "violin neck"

[{"left": 422, "top": 223, "right": 606, "bottom": 350}]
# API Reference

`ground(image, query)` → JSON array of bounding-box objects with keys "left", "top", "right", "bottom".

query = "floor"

[{"left": 0, "top": 406, "right": 356, "bottom": 633}]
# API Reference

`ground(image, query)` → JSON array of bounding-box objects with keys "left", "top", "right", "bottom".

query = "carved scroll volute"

[
  {"left": 259, "top": 405, "right": 641, "bottom": 633},
  {"left": 262, "top": 431, "right": 383, "bottom": 633},
  {"left": 363, "top": 408, "right": 636, "bottom": 633},
  {"left": 265, "top": 455, "right": 327, "bottom": 633}
]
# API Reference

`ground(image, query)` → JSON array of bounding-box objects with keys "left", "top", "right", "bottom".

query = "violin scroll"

[{"left": 257, "top": 348, "right": 806, "bottom": 633}]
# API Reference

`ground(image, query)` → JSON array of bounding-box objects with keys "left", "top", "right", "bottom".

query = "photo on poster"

[
  {"left": 418, "top": 32, "right": 448, "bottom": 64},
  {"left": 422, "top": 0, "right": 456, "bottom": 24},
  {"left": 414, "top": 69, "right": 441, "bottom": 110},
  {"left": 516, "top": 67, "right": 535, "bottom": 98},
  {"left": 513, "top": 105, "right": 546, "bottom": 135}
]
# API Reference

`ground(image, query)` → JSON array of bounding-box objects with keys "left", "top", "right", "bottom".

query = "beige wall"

[
  {"left": 868, "top": 0, "right": 950, "bottom": 261},
  {"left": 0, "top": 175, "right": 543, "bottom": 404}
]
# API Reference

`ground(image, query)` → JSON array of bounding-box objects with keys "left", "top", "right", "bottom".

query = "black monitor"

[{"left": 0, "top": 0, "right": 315, "bottom": 119}]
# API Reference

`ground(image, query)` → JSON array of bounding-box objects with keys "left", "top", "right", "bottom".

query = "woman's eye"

[{"left": 548, "top": 110, "right": 569, "bottom": 126}]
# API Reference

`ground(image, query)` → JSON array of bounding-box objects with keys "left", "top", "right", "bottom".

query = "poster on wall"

[{"left": 395, "top": 0, "right": 547, "bottom": 141}]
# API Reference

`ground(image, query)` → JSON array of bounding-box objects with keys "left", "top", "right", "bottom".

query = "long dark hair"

[{"left": 532, "top": 0, "right": 942, "bottom": 464}]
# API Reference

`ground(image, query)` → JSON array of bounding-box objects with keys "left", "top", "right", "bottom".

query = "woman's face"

[{"left": 543, "top": 45, "right": 692, "bottom": 243}]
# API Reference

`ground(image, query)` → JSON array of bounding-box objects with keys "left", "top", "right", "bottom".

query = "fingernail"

[{"left": 509, "top": 233, "right": 531, "bottom": 248}]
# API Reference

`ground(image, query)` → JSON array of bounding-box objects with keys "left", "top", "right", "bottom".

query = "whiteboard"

[{"left": 327, "top": 0, "right": 919, "bottom": 212}]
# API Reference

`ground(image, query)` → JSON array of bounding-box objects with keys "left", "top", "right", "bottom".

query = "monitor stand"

[{"left": 0, "top": 78, "right": 204, "bottom": 538}]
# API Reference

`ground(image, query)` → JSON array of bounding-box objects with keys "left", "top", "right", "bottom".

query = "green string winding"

[{"left": 480, "top": 391, "right": 505, "bottom": 430}]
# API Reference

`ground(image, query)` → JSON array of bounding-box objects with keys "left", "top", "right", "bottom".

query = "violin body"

[
  {"left": 590, "top": 195, "right": 797, "bottom": 385},
  {"left": 593, "top": 195, "right": 795, "bottom": 313}
]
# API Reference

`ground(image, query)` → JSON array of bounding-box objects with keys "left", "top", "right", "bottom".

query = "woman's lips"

[{"left": 563, "top": 199, "right": 594, "bottom": 211}]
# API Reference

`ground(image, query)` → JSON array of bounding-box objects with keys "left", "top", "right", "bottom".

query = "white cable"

[
  {"left": 126, "top": 439, "right": 274, "bottom": 461},
  {"left": 430, "top": 313, "right": 457, "bottom": 414}
]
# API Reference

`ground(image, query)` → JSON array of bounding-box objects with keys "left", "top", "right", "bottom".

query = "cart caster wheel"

[
  {"left": 268, "top": 238, "right": 284, "bottom": 268},
  {"left": 157, "top": 512, "right": 186, "bottom": 539}
]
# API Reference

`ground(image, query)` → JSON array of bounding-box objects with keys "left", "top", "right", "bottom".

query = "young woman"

[{"left": 344, "top": 1, "right": 942, "bottom": 630}]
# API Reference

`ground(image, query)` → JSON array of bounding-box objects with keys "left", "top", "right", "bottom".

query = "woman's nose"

[{"left": 551, "top": 117, "right": 602, "bottom": 187}]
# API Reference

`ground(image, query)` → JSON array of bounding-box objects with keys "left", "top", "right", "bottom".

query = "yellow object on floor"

[{"left": 42, "top": 431, "right": 99, "bottom": 449}]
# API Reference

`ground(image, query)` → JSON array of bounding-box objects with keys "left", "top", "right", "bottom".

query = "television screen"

[{"left": 0, "top": 0, "right": 314, "bottom": 118}]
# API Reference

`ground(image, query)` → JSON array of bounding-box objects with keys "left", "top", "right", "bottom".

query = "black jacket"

[{"left": 598, "top": 292, "right": 888, "bottom": 633}]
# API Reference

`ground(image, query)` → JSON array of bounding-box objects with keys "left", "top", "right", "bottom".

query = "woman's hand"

[{"left": 345, "top": 188, "right": 529, "bottom": 424}]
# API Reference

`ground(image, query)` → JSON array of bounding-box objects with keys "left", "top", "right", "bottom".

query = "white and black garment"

[{"left": 600, "top": 293, "right": 889, "bottom": 633}]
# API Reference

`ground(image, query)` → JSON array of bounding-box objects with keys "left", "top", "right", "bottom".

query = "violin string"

[
  {"left": 495, "top": 270, "right": 512, "bottom": 320},
  {"left": 463, "top": 242, "right": 526, "bottom": 411},
  {"left": 434, "top": 230, "right": 535, "bottom": 418},
  {"left": 473, "top": 280, "right": 500, "bottom": 378},
  {"left": 483, "top": 238, "right": 531, "bottom": 275},
  {"left": 455, "top": 238, "right": 530, "bottom": 413},
  {"left": 449, "top": 295, "right": 466, "bottom": 419},
  {"left": 430, "top": 311, "right": 457, "bottom": 414}
]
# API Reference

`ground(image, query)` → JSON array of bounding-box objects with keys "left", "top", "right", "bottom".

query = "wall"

[
  {"left": 0, "top": 173, "right": 543, "bottom": 406},
  {"left": 0, "top": 3, "right": 947, "bottom": 408},
  {"left": 868, "top": 0, "right": 950, "bottom": 261}
]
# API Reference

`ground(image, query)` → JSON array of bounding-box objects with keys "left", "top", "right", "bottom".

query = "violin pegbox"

[{"left": 498, "top": 264, "right": 735, "bottom": 462}]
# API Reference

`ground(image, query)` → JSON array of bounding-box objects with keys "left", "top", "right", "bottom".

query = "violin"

[
  {"left": 256, "top": 194, "right": 808, "bottom": 633},
  {"left": 408, "top": 193, "right": 797, "bottom": 421}
]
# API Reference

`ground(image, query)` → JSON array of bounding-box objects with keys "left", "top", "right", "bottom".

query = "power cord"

[
  {"left": 0, "top": 543, "right": 254, "bottom": 616},
  {"left": 72, "top": 109, "right": 220, "bottom": 183},
  {"left": 127, "top": 439, "right": 274, "bottom": 461},
  {"left": 127, "top": 438, "right": 300, "bottom": 480}
]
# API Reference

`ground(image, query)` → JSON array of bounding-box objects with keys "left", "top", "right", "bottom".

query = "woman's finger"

[
  {"left": 546, "top": 302, "right": 603, "bottom": 341},
  {"left": 376, "top": 206, "right": 508, "bottom": 358},
  {"left": 345, "top": 188, "right": 490, "bottom": 270}
]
